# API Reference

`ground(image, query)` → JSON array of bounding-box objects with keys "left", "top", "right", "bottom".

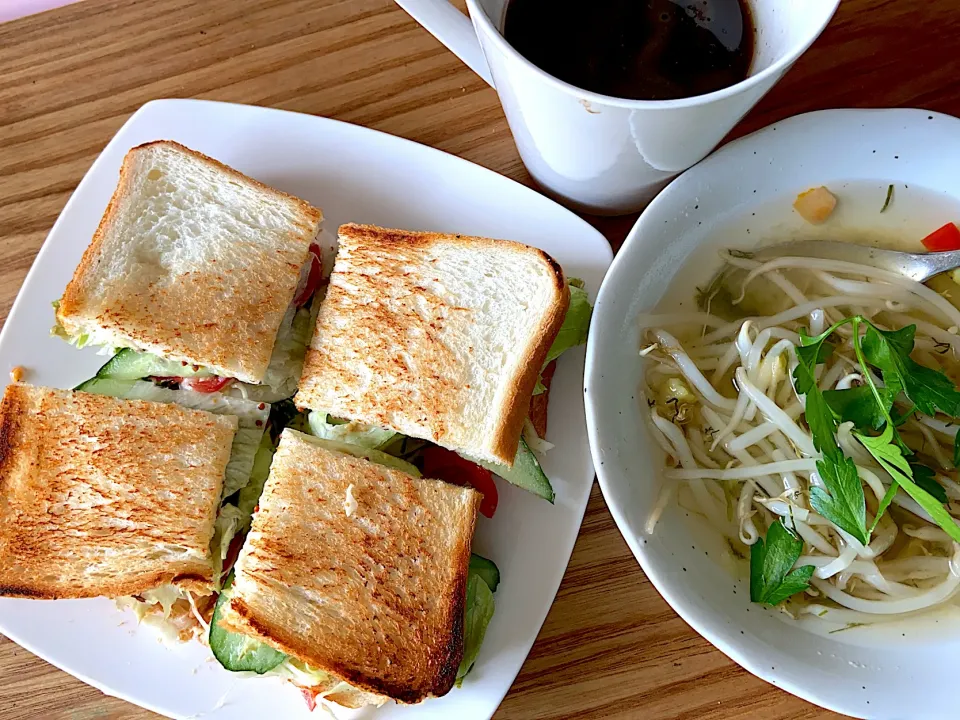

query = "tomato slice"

[
  {"left": 180, "top": 376, "right": 234, "bottom": 393},
  {"left": 921, "top": 223, "right": 960, "bottom": 251},
  {"left": 293, "top": 243, "right": 323, "bottom": 307},
  {"left": 422, "top": 446, "right": 498, "bottom": 517},
  {"left": 300, "top": 688, "right": 318, "bottom": 712}
]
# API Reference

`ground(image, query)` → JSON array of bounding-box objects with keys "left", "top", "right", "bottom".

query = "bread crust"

[
  {"left": 219, "top": 430, "right": 481, "bottom": 705},
  {"left": 295, "top": 224, "right": 569, "bottom": 465},
  {"left": 0, "top": 384, "right": 235, "bottom": 599},
  {"left": 57, "top": 140, "right": 323, "bottom": 383}
]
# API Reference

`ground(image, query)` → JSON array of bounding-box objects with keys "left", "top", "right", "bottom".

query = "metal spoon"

[
  {"left": 699, "top": 242, "right": 960, "bottom": 317},
  {"left": 743, "top": 241, "right": 960, "bottom": 283}
]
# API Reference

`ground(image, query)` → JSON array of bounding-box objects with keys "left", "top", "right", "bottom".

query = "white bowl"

[{"left": 584, "top": 108, "right": 960, "bottom": 720}]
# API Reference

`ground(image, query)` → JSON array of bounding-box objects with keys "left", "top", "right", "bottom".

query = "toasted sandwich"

[
  {"left": 209, "top": 428, "right": 482, "bottom": 709},
  {"left": 0, "top": 379, "right": 274, "bottom": 640},
  {"left": 53, "top": 141, "right": 325, "bottom": 402},
  {"left": 0, "top": 384, "right": 236, "bottom": 599},
  {"left": 294, "top": 223, "right": 591, "bottom": 501}
]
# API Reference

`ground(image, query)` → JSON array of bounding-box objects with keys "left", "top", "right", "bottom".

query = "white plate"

[
  {"left": 0, "top": 99, "right": 613, "bottom": 720},
  {"left": 586, "top": 108, "right": 960, "bottom": 720}
]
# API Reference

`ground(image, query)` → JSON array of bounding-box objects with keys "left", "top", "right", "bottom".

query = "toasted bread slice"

[
  {"left": 218, "top": 429, "right": 481, "bottom": 705},
  {"left": 294, "top": 224, "right": 569, "bottom": 465},
  {"left": 0, "top": 384, "right": 236, "bottom": 599},
  {"left": 56, "top": 141, "right": 323, "bottom": 383}
]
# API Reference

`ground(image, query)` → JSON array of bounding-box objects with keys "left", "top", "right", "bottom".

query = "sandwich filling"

[
  {"left": 74, "top": 379, "right": 272, "bottom": 639},
  {"left": 52, "top": 240, "right": 328, "bottom": 403}
]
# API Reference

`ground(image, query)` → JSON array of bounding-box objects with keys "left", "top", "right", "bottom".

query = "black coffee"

[{"left": 503, "top": 0, "right": 754, "bottom": 101}]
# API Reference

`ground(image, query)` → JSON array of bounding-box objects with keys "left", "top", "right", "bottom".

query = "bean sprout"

[{"left": 640, "top": 247, "right": 960, "bottom": 625}]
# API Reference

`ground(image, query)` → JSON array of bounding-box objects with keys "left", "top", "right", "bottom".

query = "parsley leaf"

[
  {"left": 823, "top": 385, "right": 895, "bottom": 431},
  {"left": 793, "top": 333, "right": 842, "bottom": 462},
  {"left": 855, "top": 424, "right": 912, "bottom": 476},
  {"left": 862, "top": 325, "right": 960, "bottom": 417},
  {"left": 910, "top": 463, "right": 947, "bottom": 504},
  {"left": 869, "top": 482, "right": 898, "bottom": 534},
  {"left": 794, "top": 361, "right": 841, "bottom": 461},
  {"left": 954, "top": 429, "right": 960, "bottom": 470},
  {"left": 750, "top": 520, "right": 815, "bottom": 606},
  {"left": 809, "top": 455, "right": 868, "bottom": 544},
  {"left": 856, "top": 425, "right": 960, "bottom": 544},
  {"left": 794, "top": 322, "right": 869, "bottom": 543}
]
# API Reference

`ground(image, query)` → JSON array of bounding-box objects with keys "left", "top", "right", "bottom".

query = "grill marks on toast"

[
  {"left": 56, "top": 141, "right": 323, "bottom": 383},
  {"left": 219, "top": 430, "right": 481, "bottom": 704},
  {"left": 0, "top": 384, "right": 236, "bottom": 598},
  {"left": 296, "top": 224, "right": 569, "bottom": 465}
]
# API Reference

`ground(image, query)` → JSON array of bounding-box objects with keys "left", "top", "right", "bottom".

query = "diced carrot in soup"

[{"left": 793, "top": 186, "right": 837, "bottom": 224}]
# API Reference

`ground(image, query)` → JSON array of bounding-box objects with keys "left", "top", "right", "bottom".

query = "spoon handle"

[
  {"left": 749, "top": 241, "right": 960, "bottom": 283},
  {"left": 915, "top": 248, "right": 960, "bottom": 282}
]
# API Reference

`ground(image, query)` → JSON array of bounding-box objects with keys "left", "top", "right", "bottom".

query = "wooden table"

[{"left": 0, "top": 0, "right": 955, "bottom": 717}]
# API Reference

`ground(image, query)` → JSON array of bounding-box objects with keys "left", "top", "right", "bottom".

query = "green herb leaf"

[
  {"left": 797, "top": 328, "right": 837, "bottom": 363},
  {"left": 910, "top": 464, "right": 948, "bottom": 504},
  {"left": 809, "top": 455, "right": 868, "bottom": 544},
  {"left": 794, "top": 365, "right": 841, "bottom": 461},
  {"left": 869, "top": 482, "right": 899, "bottom": 534},
  {"left": 865, "top": 323, "right": 915, "bottom": 357},
  {"left": 855, "top": 424, "right": 911, "bottom": 476},
  {"left": 750, "top": 520, "right": 815, "bottom": 606},
  {"left": 954, "top": 428, "right": 960, "bottom": 470},
  {"left": 823, "top": 385, "right": 895, "bottom": 431},
  {"left": 881, "top": 184, "right": 894, "bottom": 213},
  {"left": 793, "top": 335, "right": 843, "bottom": 462},
  {"left": 862, "top": 324, "right": 960, "bottom": 417},
  {"left": 795, "top": 323, "right": 869, "bottom": 543},
  {"left": 857, "top": 426, "right": 960, "bottom": 544}
]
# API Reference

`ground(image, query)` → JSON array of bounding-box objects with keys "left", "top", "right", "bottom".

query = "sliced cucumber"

[
  {"left": 464, "top": 438, "right": 555, "bottom": 503},
  {"left": 469, "top": 554, "right": 500, "bottom": 592},
  {"left": 209, "top": 575, "right": 287, "bottom": 673},
  {"left": 74, "top": 377, "right": 137, "bottom": 394},
  {"left": 96, "top": 348, "right": 211, "bottom": 380}
]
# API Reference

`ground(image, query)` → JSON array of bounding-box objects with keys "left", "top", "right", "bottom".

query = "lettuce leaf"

[
  {"left": 307, "top": 412, "right": 396, "bottom": 449},
  {"left": 456, "top": 570, "right": 496, "bottom": 685},
  {"left": 294, "top": 429, "right": 421, "bottom": 476},
  {"left": 231, "top": 302, "right": 318, "bottom": 403},
  {"left": 210, "top": 433, "right": 278, "bottom": 585},
  {"left": 534, "top": 280, "right": 591, "bottom": 394}
]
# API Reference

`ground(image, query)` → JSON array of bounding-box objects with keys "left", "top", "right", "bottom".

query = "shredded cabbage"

[
  {"left": 307, "top": 412, "right": 396, "bottom": 449},
  {"left": 272, "top": 659, "right": 377, "bottom": 706},
  {"left": 522, "top": 418, "right": 554, "bottom": 454},
  {"left": 140, "top": 585, "right": 188, "bottom": 617}
]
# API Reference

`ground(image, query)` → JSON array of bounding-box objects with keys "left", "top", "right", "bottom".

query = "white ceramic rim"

[
  {"left": 583, "top": 107, "right": 960, "bottom": 719},
  {"left": 465, "top": 0, "right": 840, "bottom": 110},
  {"left": 0, "top": 98, "right": 614, "bottom": 720}
]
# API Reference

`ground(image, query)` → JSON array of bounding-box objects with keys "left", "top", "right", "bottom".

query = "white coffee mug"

[{"left": 395, "top": 0, "right": 840, "bottom": 215}]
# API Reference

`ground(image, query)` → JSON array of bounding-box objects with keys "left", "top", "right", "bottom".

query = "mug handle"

[{"left": 394, "top": 0, "right": 495, "bottom": 87}]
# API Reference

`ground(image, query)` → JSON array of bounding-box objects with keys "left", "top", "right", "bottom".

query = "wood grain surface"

[{"left": 0, "top": 0, "right": 957, "bottom": 718}]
